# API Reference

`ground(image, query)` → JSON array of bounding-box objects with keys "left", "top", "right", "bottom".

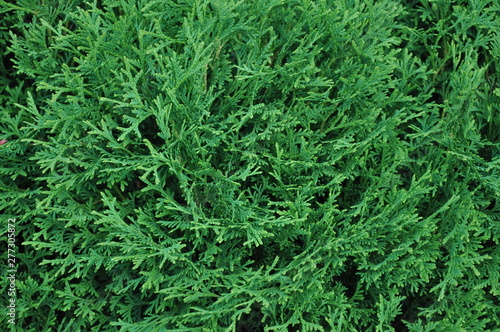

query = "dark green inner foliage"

[{"left": 1, "top": 0, "right": 499, "bottom": 331}]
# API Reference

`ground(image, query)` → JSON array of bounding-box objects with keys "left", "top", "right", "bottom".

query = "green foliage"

[{"left": 1, "top": 0, "right": 499, "bottom": 331}]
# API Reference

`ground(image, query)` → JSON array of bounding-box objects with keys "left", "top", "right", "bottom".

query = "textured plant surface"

[{"left": 1, "top": 0, "right": 499, "bottom": 331}]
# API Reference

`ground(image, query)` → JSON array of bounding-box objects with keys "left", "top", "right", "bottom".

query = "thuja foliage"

[{"left": 1, "top": 0, "right": 499, "bottom": 330}]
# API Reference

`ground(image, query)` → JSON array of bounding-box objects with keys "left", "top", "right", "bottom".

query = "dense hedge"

[{"left": 1, "top": 0, "right": 499, "bottom": 331}]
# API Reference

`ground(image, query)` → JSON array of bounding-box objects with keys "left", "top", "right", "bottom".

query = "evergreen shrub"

[{"left": 1, "top": 0, "right": 499, "bottom": 331}]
